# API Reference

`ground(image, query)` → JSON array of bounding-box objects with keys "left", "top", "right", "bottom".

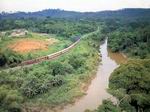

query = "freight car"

[{"left": 21, "top": 37, "right": 81, "bottom": 66}]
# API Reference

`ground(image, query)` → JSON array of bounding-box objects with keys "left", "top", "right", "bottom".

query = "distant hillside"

[
  {"left": 0, "top": 9, "right": 83, "bottom": 19},
  {"left": 0, "top": 8, "right": 150, "bottom": 20}
]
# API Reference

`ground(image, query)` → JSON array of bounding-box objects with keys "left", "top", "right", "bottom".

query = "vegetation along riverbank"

[
  {"left": 0, "top": 22, "right": 104, "bottom": 112},
  {"left": 87, "top": 9, "right": 150, "bottom": 112},
  {"left": 0, "top": 8, "right": 150, "bottom": 112}
]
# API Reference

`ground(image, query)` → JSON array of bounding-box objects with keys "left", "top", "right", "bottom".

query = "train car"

[
  {"left": 21, "top": 59, "right": 36, "bottom": 66},
  {"left": 20, "top": 36, "right": 81, "bottom": 66}
]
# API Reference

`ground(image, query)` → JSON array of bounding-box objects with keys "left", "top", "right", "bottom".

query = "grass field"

[{"left": 0, "top": 31, "right": 72, "bottom": 60}]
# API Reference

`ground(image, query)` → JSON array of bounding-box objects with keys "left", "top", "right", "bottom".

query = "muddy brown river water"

[{"left": 62, "top": 39, "right": 127, "bottom": 112}]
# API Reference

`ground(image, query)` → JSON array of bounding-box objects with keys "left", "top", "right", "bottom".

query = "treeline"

[
  {"left": 102, "top": 19, "right": 150, "bottom": 59},
  {"left": 87, "top": 13, "right": 150, "bottom": 112},
  {"left": 90, "top": 21, "right": 150, "bottom": 111},
  {"left": 109, "top": 59, "right": 150, "bottom": 112},
  {"left": 0, "top": 18, "right": 96, "bottom": 38},
  {"left": 1, "top": 9, "right": 150, "bottom": 20},
  {"left": 0, "top": 18, "right": 97, "bottom": 67},
  {"left": 0, "top": 49, "right": 23, "bottom": 67},
  {"left": 88, "top": 59, "right": 150, "bottom": 112}
]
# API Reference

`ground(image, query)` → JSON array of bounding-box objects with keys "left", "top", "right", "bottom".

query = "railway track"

[
  {"left": 0, "top": 27, "right": 99, "bottom": 72},
  {"left": 0, "top": 37, "right": 81, "bottom": 73},
  {"left": 21, "top": 37, "right": 81, "bottom": 66}
]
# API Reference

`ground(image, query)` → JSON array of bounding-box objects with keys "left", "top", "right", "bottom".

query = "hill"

[{"left": 1, "top": 8, "right": 150, "bottom": 20}]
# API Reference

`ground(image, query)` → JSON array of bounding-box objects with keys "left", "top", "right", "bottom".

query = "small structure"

[
  {"left": 0, "top": 31, "right": 6, "bottom": 41},
  {"left": 10, "top": 29, "right": 28, "bottom": 37},
  {"left": 0, "top": 31, "right": 6, "bottom": 36}
]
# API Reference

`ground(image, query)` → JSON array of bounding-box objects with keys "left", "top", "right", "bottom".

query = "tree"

[
  {"left": 109, "top": 59, "right": 150, "bottom": 112},
  {"left": 0, "top": 49, "right": 23, "bottom": 67},
  {"left": 49, "top": 61, "right": 66, "bottom": 76},
  {"left": 95, "top": 100, "right": 121, "bottom": 112},
  {"left": 68, "top": 54, "right": 85, "bottom": 69},
  {"left": 0, "top": 85, "right": 23, "bottom": 112}
]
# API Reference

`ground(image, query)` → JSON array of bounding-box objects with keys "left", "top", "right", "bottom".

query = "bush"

[
  {"left": 49, "top": 61, "right": 66, "bottom": 76},
  {"left": 109, "top": 59, "right": 150, "bottom": 111},
  {"left": 68, "top": 54, "right": 85, "bottom": 69},
  {"left": 50, "top": 75, "right": 64, "bottom": 87},
  {"left": 0, "top": 49, "right": 23, "bottom": 67},
  {"left": 49, "top": 61, "right": 74, "bottom": 76},
  {"left": 0, "top": 85, "right": 23, "bottom": 112},
  {"left": 21, "top": 75, "right": 65, "bottom": 98},
  {"left": 95, "top": 100, "right": 121, "bottom": 112},
  {"left": 21, "top": 78, "right": 42, "bottom": 98}
]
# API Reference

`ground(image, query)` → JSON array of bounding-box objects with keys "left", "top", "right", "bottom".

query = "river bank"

[
  {"left": 18, "top": 29, "right": 102, "bottom": 112},
  {"left": 22, "top": 38, "right": 126, "bottom": 112},
  {"left": 61, "top": 39, "right": 127, "bottom": 112}
]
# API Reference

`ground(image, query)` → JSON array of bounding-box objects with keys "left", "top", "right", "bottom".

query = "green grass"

[
  {"left": 0, "top": 28, "right": 103, "bottom": 111},
  {"left": 23, "top": 29, "right": 101, "bottom": 106},
  {"left": 0, "top": 32, "right": 72, "bottom": 60},
  {"left": 22, "top": 38, "right": 71, "bottom": 60}
]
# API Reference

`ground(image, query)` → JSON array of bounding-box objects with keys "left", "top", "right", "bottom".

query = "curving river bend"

[{"left": 62, "top": 39, "right": 127, "bottom": 112}]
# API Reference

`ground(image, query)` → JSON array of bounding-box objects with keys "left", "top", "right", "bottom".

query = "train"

[{"left": 20, "top": 37, "right": 81, "bottom": 66}]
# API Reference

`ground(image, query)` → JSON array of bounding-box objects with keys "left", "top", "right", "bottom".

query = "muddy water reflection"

[{"left": 62, "top": 39, "right": 127, "bottom": 112}]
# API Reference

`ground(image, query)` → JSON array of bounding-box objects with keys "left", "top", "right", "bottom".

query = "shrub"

[
  {"left": 0, "top": 85, "right": 23, "bottom": 112},
  {"left": 49, "top": 61, "right": 74, "bottom": 76},
  {"left": 0, "top": 49, "right": 23, "bottom": 67},
  {"left": 68, "top": 54, "right": 85, "bottom": 69},
  {"left": 49, "top": 61, "right": 66, "bottom": 76},
  {"left": 95, "top": 100, "right": 121, "bottom": 112},
  {"left": 109, "top": 59, "right": 150, "bottom": 111},
  {"left": 50, "top": 75, "right": 64, "bottom": 87},
  {"left": 21, "top": 75, "right": 65, "bottom": 98}
]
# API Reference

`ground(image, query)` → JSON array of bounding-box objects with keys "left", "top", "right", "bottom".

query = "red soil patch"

[{"left": 9, "top": 38, "right": 57, "bottom": 54}]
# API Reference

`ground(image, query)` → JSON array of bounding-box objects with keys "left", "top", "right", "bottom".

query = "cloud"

[{"left": 0, "top": 0, "right": 150, "bottom": 12}]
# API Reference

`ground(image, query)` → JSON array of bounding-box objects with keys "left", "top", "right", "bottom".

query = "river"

[{"left": 62, "top": 39, "right": 127, "bottom": 112}]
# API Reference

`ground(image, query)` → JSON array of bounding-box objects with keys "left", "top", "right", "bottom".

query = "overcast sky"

[{"left": 0, "top": 0, "right": 150, "bottom": 13}]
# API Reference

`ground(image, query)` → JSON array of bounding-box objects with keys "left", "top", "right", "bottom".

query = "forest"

[
  {"left": 106, "top": 19, "right": 150, "bottom": 59},
  {"left": 89, "top": 59, "right": 150, "bottom": 112},
  {"left": 90, "top": 10, "right": 150, "bottom": 112},
  {"left": 0, "top": 18, "right": 97, "bottom": 68},
  {"left": 0, "top": 8, "right": 150, "bottom": 112},
  {"left": 0, "top": 18, "right": 96, "bottom": 37},
  {"left": 0, "top": 17, "right": 104, "bottom": 112}
]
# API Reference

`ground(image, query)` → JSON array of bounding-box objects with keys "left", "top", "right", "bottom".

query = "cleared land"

[
  {"left": 0, "top": 31, "right": 72, "bottom": 60},
  {"left": 9, "top": 38, "right": 58, "bottom": 53}
]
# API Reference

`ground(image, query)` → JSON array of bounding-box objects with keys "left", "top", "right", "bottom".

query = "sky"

[{"left": 0, "top": 0, "right": 150, "bottom": 13}]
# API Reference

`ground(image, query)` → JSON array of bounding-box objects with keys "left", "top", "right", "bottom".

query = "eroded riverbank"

[{"left": 62, "top": 39, "right": 127, "bottom": 112}]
